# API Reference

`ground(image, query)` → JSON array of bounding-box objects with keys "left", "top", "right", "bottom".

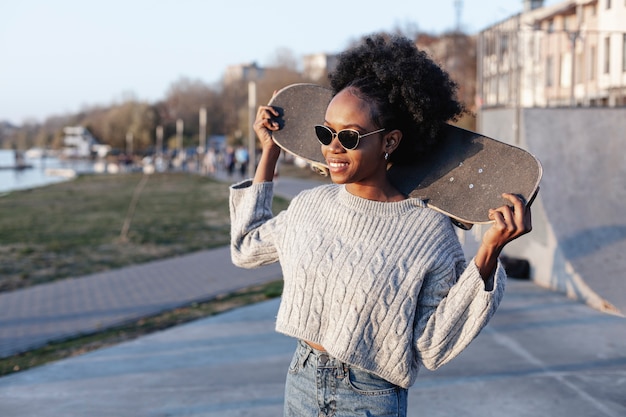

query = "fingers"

[
  {"left": 503, "top": 193, "right": 532, "bottom": 232},
  {"left": 256, "top": 105, "right": 279, "bottom": 120},
  {"left": 255, "top": 106, "right": 280, "bottom": 131},
  {"left": 488, "top": 205, "right": 515, "bottom": 237},
  {"left": 481, "top": 193, "right": 533, "bottom": 250},
  {"left": 488, "top": 193, "right": 532, "bottom": 238},
  {"left": 253, "top": 106, "right": 282, "bottom": 154}
]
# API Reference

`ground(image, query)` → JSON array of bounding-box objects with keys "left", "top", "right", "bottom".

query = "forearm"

[
  {"left": 229, "top": 181, "right": 280, "bottom": 268},
  {"left": 416, "top": 260, "right": 505, "bottom": 370},
  {"left": 474, "top": 243, "right": 502, "bottom": 284},
  {"left": 253, "top": 146, "right": 281, "bottom": 184}
]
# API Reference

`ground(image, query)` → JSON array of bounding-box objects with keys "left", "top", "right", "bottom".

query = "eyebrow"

[{"left": 323, "top": 121, "right": 369, "bottom": 132}]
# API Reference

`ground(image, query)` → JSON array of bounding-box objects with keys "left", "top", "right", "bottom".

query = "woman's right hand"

[
  {"left": 254, "top": 105, "right": 281, "bottom": 153},
  {"left": 252, "top": 105, "right": 282, "bottom": 183}
]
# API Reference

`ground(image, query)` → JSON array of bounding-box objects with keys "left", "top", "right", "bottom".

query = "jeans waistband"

[{"left": 296, "top": 340, "right": 348, "bottom": 376}]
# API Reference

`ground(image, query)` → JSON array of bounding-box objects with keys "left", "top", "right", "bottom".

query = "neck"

[{"left": 345, "top": 182, "right": 406, "bottom": 202}]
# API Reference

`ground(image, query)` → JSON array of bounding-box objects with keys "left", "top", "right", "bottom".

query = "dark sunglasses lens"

[
  {"left": 337, "top": 131, "right": 359, "bottom": 149},
  {"left": 315, "top": 125, "right": 333, "bottom": 145}
]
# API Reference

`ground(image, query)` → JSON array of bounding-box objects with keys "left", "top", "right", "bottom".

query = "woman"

[{"left": 230, "top": 34, "right": 532, "bottom": 417}]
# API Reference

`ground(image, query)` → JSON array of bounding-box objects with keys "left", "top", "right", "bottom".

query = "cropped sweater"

[{"left": 229, "top": 180, "right": 506, "bottom": 389}]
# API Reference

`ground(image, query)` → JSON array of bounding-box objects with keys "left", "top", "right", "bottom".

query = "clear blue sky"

[{"left": 0, "top": 0, "right": 560, "bottom": 125}]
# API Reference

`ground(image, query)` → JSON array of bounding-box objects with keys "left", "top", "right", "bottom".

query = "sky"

[{"left": 1, "top": 0, "right": 562, "bottom": 125}]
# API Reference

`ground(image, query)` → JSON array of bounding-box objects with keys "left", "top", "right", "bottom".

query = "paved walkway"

[
  {"left": 0, "top": 175, "right": 625, "bottom": 416},
  {"left": 0, "top": 247, "right": 282, "bottom": 358}
]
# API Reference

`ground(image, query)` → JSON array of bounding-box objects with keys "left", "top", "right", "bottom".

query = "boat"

[
  {"left": 45, "top": 168, "right": 77, "bottom": 179},
  {"left": 25, "top": 147, "right": 46, "bottom": 159}
]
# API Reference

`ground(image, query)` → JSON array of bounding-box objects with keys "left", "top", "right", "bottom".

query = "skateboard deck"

[{"left": 268, "top": 83, "right": 542, "bottom": 229}]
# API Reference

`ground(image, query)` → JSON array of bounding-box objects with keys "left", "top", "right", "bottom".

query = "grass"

[{"left": 0, "top": 172, "right": 291, "bottom": 292}]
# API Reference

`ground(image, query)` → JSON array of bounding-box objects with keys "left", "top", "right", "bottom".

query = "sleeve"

[
  {"left": 413, "top": 233, "right": 507, "bottom": 371},
  {"left": 229, "top": 180, "right": 286, "bottom": 268}
]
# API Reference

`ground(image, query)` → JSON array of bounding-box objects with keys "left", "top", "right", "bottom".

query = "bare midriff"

[{"left": 305, "top": 340, "right": 326, "bottom": 351}]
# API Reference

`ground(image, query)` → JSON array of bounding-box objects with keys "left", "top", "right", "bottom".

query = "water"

[{"left": 0, "top": 150, "right": 94, "bottom": 193}]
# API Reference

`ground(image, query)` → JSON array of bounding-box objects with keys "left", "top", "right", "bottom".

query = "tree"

[
  {"left": 161, "top": 77, "right": 222, "bottom": 148},
  {"left": 80, "top": 101, "right": 156, "bottom": 152},
  {"left": 416, "top": 31, "right": 477, "bottom": 129},
  {"left": 219, "top": 79, "right": 249, "bottom": 147}
]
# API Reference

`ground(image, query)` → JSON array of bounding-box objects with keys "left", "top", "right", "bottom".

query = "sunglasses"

[{"left": 314, "top": 125, "right": 385, "bottom": 150}]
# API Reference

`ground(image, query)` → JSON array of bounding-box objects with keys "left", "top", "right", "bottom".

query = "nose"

[{"left": 325, "top": 134, "right": 344, "bottom": 152}]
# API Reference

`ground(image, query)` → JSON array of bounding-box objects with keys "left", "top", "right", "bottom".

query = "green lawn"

[{"left": 0, "top": 172, "right": 289, "bottom": 292}]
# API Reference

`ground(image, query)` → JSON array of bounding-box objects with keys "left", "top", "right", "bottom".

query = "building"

[
  {"left": 225, "top": 53, "right": 338, "bottom": 86},
  {"left": 223, "top": 62, "right": 266, "bottom": 85},
  {"left": 62, "top": 126, "right": 110, "bottom": 158},
  {"left": 474, "top": 0, "right": 626, "bottom": 313},
  {"left": 302, "top": 53, "right": 337, "bottom": 83},
  {"left": 477, "top": 0, "right": 626, "bottom": 109}
]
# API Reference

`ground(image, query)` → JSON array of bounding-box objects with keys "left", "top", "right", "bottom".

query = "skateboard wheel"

[{"left": 310, "top": 163, "right": 329, "bottom": 177}]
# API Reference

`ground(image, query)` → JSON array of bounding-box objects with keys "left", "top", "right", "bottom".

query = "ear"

[{"left": 383, "top": 129, "right": 402, "bottom": 154}]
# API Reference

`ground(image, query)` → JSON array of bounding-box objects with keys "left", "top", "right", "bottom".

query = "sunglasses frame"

[{"left": 314, "top": 125, "right": 386, "bottom": 150}]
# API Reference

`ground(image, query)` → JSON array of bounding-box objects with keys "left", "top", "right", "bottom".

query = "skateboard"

[{"left": 268, "top": 83, "right": 542, "bottom": 229}]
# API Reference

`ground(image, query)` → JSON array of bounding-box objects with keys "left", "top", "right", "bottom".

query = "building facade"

[
  {"left": 223, "top": 62, "right": 266, "bottom": 85},
  {"left": 62, "top": 126, "right": 110, "bottom": 158},
  {"left": 478, "top": 0, "right": 626, "bottom": 109},
  {"left": 301, "top": 53, "right": 337, "bottom": 83}
]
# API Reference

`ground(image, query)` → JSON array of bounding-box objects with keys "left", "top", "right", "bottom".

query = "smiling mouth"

[{"left": 328, "top": 161, "right": 348, "bottom": 169}]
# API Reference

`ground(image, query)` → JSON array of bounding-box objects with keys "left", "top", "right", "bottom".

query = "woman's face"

[{"left": 321, "top": 88, "right": 389, "bottom": 192}]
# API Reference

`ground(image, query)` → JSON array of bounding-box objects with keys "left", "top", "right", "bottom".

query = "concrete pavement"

[
  {"left": 0, "top": 174, "right": 625, "bottom": 416},
  {"left": 0, "top": 279, "right": 624, "bottom": 417},
  {"left": 0, "top": 246, "right": 282, "bottom": 358}
]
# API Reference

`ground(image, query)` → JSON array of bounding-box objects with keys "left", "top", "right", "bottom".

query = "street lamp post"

[
  {"left": 176, "top": 119, "right": 184, "bottom": 152},
  {"left": 247, "top": 81, "right": 257, "bottom": 178},
  {"left": 176, "top": 119, "right": 184, "bottom": 170},
  {"left": 126, "top": 132, "right": 133, "bottom": 156},
  {"left": 155, "top": 125, "right": 164, "bottom": 172},
  {"left": 156, "top": 126, "right": 163, "bottom": 159},
  {"left": 199, "top": 107, "right": 207, "bottom": 152},
  {"left": 199, "top": 107, "right": 207, "bottom": 173}
]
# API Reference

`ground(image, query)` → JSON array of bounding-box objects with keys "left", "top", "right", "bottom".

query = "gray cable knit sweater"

[{"left": 230, "top": 180, "right": 506, "bottom": 389}]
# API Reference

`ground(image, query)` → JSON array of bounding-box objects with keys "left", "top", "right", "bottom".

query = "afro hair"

[{"left": 329, "top": 34, "right": 465, "bottom": 164}]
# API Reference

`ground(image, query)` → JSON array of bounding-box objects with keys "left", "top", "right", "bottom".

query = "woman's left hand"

[
  {"left": 482, "top": 193, "right": 532, "bottom": 250},
  {"left": 474, "top": 193, "right": 533, "bottom": 281}
]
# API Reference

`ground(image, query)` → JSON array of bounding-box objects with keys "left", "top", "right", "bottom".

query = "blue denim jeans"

[{"left": 284, "top": 340, "right": 408, "bottom": 417}]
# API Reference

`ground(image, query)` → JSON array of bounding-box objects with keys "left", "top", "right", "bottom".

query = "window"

[
  {"left": 605, "top": 37, "right": 611, "bottom": 74},
  {"left": 546, "top": 56, "right": 554, "bottom": 86},
  {"left": 560, "top": 52, "right": 572, "bottom": 87},
  {"left": 623, "top": 34, "right": 626, "bottom": 72},
  {"left": 589, "top": 45, "right": 596, "bottom": 80},
  {"left": 499, "top": 34, "right": 509, "bottom": 59}
]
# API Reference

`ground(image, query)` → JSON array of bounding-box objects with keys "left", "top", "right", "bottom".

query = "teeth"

[{"left": 328, "top": 162, "right": 347, "bottom": 168}]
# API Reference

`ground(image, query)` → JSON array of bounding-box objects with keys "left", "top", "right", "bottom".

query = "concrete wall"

[{"left": 473, "top": 107, "right": 626, "bottom": 315}]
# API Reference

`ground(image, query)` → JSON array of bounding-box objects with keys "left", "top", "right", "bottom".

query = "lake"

[{"left": 0, "top": 149, "right": 94, "bottom": 193}]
